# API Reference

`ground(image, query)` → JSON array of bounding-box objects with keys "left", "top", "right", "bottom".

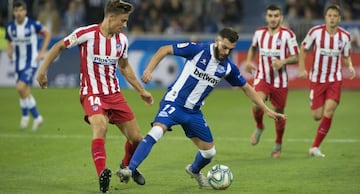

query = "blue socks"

[
  {"left": 129, "top": 135, "right": 157, "bottom": 172},
  {"left": 190, "top": 151, "right": 211, "bottom": 173}
]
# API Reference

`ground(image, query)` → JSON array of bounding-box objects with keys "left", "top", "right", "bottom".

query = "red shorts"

[
  {"left": 80, "top": 92, "right": 135, "bottom": 124},
  {"left": 309, "top": 81, "right": 342, "bottom": 110},
  {"left": 253, "top": 79, "right": 288, "bottom": 109}
]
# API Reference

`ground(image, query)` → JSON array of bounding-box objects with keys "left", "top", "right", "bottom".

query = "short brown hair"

[
  {"left": 266, "top": 4, "right": 282, "bottom": 14},
  {"left": 104, "top": 0, "right": 133, "bottom": 16},
  {"left": 324, "top": 4, "right": 341, "bottom": 16},
  {"left": 13, "top": 0, "right": 27, "bottom": 9},
  {"left": 218, "top": 28, "right": 239, "bottom": 43}
]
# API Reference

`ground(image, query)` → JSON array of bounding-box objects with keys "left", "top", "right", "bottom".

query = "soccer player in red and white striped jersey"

[
  {"left": 299, "top": 4, "right": 356, "bottom": 157},
  {"left": 36, "top": 1, "right": 153, "bottom": 192},
  {"left": 245, "top": 4, "right": 299, "bottom": 158}
]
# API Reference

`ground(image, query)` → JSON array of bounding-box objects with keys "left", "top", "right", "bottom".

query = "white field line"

[{"left": 0, "top": 133, "right": 359, "bottom": 143}]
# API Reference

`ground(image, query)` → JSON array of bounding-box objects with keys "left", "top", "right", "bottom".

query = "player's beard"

[
  {"left": 269, "top": 21, "right": 280, "bottom": 30},
  {"left": 214, "top": 46, "right": 226, "bottom": 61}
]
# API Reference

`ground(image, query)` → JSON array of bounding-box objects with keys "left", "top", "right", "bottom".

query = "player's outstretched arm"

[
  {"left": 142, "top": 45, "right": 173, "bottom": 83},
  {"left": 36, "top": 40, "right": 66, "bottom": 89},
  {"left": 241, "top": 83, "right": 286, "bottom": 121},
  {"left": 118, "top": 58, "right": 154, "bottom": 105}
]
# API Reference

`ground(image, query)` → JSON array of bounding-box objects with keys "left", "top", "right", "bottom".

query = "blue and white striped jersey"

[
  {"left": 163, "top": 42, "right": 247, "bottom": 110},
  {"left": 5, "top": 17, "right": 44, "bottom": 71}
]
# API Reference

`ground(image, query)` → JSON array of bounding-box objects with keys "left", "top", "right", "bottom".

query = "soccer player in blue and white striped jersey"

[
  {"left": 5, "top": 0, "right": 51, "bottom": 130},
  {"left": 117, "top": 28, "right": 286, "bottom": 187}
]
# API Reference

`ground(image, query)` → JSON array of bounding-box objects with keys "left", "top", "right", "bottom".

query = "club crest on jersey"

[
  {"left": 92, "top": 105, "right": 99, "bottom": 111},
  {"left": 116, "top": 43, "right": 122, "bottom": 53},
  {"left": 276, "top": 39, "right": 282, "bottom": 46},
  {"left": 216, "top": 65, "right": 225, "bottom": 74},
  {"left": 337, "top": 40, "right": 343, "bottom": 47}
]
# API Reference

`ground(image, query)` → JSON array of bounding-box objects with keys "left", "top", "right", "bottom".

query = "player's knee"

[
  {"left": 200, "top": 146, "right": 216, "bottom": 159},
  {"left": 148, "top": 125, "right": 164, "bottom": 142},
  {"left": 312, "top": 114, "right": 322, "bottom": 121}
]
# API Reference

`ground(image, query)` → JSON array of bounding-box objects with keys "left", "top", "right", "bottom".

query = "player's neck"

[
  {"left": 99, "top": 23, "right": 113, "bottom": 38},
  {"left": 326, "top": 25, "right": 338, "bottom": 36},
  {"left": 268, "top": 27, "right": 279, "bottom": 35},
  {"left": 15, "top": 17, "right": 26, "bottom": 25}
]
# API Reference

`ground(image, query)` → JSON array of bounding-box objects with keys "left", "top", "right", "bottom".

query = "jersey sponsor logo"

[
  {"left": 12, "top": 38, "right": 31, "bottom": 44},
  {"left": 193, "top": 68, "right": 219, "bottom": 85},
  {"left": 319, "top": 48, "right": 341, "bottom": 57},
  {"left": 93, "top": 55, "right": 118, "bottom": 65},
  {"left": 259, "top": 49, "right": 281, "bottom": 57}
]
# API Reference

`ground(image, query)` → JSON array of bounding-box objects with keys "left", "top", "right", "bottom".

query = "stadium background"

[{"left": 1, "top": 0, "right": 359, "bottom": 89}]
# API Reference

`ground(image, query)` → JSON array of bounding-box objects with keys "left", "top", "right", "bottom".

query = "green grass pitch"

[{"left": 0, "top": 87, "right": 359, "bottom": 194}]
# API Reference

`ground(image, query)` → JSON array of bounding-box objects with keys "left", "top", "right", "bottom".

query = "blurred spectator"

[
  {"left": 164, "top": 18, "right": 183, "bottom": 34},
  {"left": 84, "top": 0, "right": 105, "bottom": 25},
  {"left": 162, "top": 0, "right": 184, "bottom": 20},
  {"left": 2, "top": 0, "right": 359, "bottom": 35},
  {"left": 343, "top": 5, "right": 360, "bottom": 51},
  {"left": 128, "top": 0, "right": 150, "bottom": 33},
  {"left": 63, "top": 0, "right": 86, "bottom": 34},
  {"left": 37, "top": 0, "right": 61, "bottom": 35},
  {"left": 221, "top": 0, "right": 243, "bottom": 30}
]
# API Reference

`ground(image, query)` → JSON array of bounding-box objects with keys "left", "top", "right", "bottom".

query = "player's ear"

[{"left": 215, "top": 36, "right": 221, "bottom": 47}]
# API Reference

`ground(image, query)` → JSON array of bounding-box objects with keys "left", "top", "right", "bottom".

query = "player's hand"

[
  {"left": 140, "top": 90, "right": 154, "bottom": 105},
  {"left": 266, "top": 110, "right": 287, "bottom": 121},
  {"left": 348, "top": 65, "right": 356, "bottom": 80},
  {"left": 36, "top": 73, "right": 48, "bottom": 89},
  {"left": 271, "top": 58, "right": 284, "bottom": 70},
  {"left": 37, "top": 51, "right": 46, "bottom": 61},
  {"left": 141, "top": 70, "right": 152, "bottom": 83},
  {"left": 245, "top": 62, "right": 256, "bottom": 74},
  {"left": 298, "top": 69, "right": 308, "bottom": 80}
]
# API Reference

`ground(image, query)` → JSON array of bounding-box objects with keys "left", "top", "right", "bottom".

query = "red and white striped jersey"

[
  {"left": 302, "top": 24, "right": 351, "bottom": 83},
  {"left": 63, "top": 24, "right": 128, "bottom": 95},
  {"left": 251, "top": 26, "right": 299, "bottom": 88}
]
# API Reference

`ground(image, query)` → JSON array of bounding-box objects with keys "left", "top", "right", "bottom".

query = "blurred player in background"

[
  {"left": 299, "top": 4, "right": 356, "bottom": 157},
  {"left": 5, "top": 0, "right": 51, "bottom": 131},
  {"left": 116, "top": 27, "right": 286, "bottom": 187},
  {"left": 245, "top": 4, "right": 299, "bottom": 158},
  {"left": 36, "top": 0, "right": 153, "bottom": 192}
]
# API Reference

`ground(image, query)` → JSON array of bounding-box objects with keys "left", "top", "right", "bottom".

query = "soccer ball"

[{"left": 207, "top": 164, "right": 233, "bottom": 190}]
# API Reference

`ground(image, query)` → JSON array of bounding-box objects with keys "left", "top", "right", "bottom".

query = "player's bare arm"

[
  {"left": 6, "top": 41, "right": 13, "bottom": 59},
  {"left": 271, "top": 54, "right": 298, "bottom": 70},
  {"left": 37, "top": 29, "right": 51, "bottom": 61},
  {"left": 241, "top": 83, "right": 286, "bottom": 120},
  {"left": 298, "top": 45, "right": 308, "bottom": 79},
  {"left": 142, "top": 45, "right": 174, "bottom": 83},
  {"left": 119, "top": 58, "right": 154, "bottom": 105},
  {"left": 245, "top": 46, "right": 257, "bottom": 74},
  {"left": 36, "top": 40, "right": 66, "bottom": 89},
  {"left": 343, "top": 56, "right": 356, "bottom": 80}
]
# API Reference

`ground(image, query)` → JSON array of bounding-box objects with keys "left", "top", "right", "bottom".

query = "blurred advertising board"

[{"left": 1, "top": 35, "right": 359, "bottom": 89}]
